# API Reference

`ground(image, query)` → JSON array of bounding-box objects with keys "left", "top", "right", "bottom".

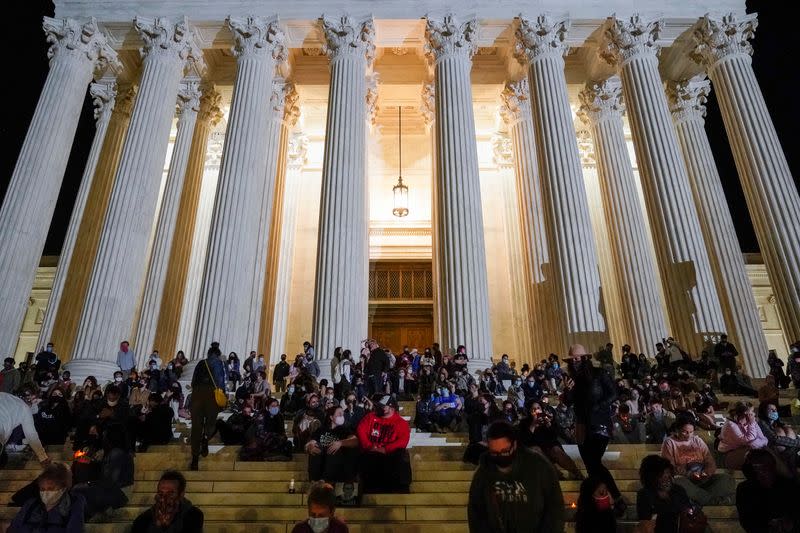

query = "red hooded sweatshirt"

[{"left": 356, "top": 411, "right": 410, "bottom": 453}]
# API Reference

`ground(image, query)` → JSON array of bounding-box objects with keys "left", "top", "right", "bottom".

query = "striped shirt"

[{"left": 0, "top": 392, "right": 47, "bottom": 461}]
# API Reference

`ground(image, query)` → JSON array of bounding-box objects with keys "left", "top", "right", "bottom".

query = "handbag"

[
  {"left": 678, "top": 504, "right": 708, "bottom": 533},
  {"left": 205, "top": 360, "right": 228, "bottom": 408}
]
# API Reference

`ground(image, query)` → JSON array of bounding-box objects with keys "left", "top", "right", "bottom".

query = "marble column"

[
  {"left": 425, "top": 14, "right": 493, "bottom": 365},
  {"left": 499, "top": 78, "right": 559, "bottom": 358},
  {"left": 692, "top": 13, "right": 800, "bottom": 346},
  {"left": 261, "top": 87, "right": 300, "bottom": 361},
  {"left": 48, "top": 86, "right": 137, "bottom": 359},
  {"left": 70, "top": 17, "right": 204, "bottom": 379},
  {"left": 579, "top": 78, "right": 669, "bottom": 354},
  {"left": 577, "top": 128, "right": 627, "bottom": 349},
  {"left": 667, "top": 75, "right": 770, "bottom": 375},
  {"left": 0, "top": 17, "right": 119, "bottom": 357},
  {"left": 600, "top": 14, "right": 726, "bottom": 355},
  {"left": 192, "top": 16, "right": 285, "bottom": 358},
  {"left": 492, "top": 132, "right": 534, "bottom": 362},
  {"left": 36, "top": 80, "right": 118, "bottom": 351},
  {"left": 312, "top": 16, "right": 374, "bottom": 373},
  {"left": 246, "top": 81, "right": 295, "bottom": 353},
  {"left": 420, "top": 82, "right": 443, "bottom": 345},
  {"left": 151, "top": 85, "right": 223, "bottom": 358},
  {"left": 268, "top": 132, "right": 308, "bottom": 363},
  {"left": 175, "top": 130, "right": 224, "bottom": 355},
  {"left": 133, "top": 80, "right": 202, "bottom": 366},
  {"left": 515, "top": 15, "right": 606, "bottom": 348}
]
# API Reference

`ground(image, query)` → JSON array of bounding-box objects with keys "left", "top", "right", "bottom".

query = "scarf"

[{"left": 154, "top": 493, "right": 181, "bottom": 527}]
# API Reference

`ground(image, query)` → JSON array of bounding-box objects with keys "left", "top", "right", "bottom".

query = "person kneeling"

[
  {"left": 306, "top": 406, "right": 360, "bottom": 483},
  {"left": 356, "top": 395, "right": 411, "bottom": 494},
  {"left": 291, "top": 482, "right": 349, "bottom": 533}
]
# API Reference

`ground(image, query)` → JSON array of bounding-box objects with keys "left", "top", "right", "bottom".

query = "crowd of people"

[{"left": 3, "top": 335, "right": 800, "bottom": 532}]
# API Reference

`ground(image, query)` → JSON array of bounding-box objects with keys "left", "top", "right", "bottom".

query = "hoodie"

[{"left": 468, "top": 447, "right": 564, "bottom": 533}]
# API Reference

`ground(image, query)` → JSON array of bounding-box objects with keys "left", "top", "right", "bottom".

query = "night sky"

[{"left": 1, "top": 1, "right": 798, "bottom": 257}]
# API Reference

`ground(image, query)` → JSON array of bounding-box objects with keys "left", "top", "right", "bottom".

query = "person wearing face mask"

[
  {"left": 636, "top": 455, "right": 705, "bottom": 533},
  {"left": 390, "top": 368, "right": 414, "bottom": 401},
  {"left": 134, "top": 394, "right": 174, "bottom": 452},
  {"left": 356, "top": 395, "right": 411, "bottom": 494},
  {"left": 111, "top": 370, "right": 130, "bottom": 400},
  {"left": 241, "top": 398, "right": 293, "bottom": 461},
  {"left": 131, "top": 470, "right": 203, "bottom": 533},
  {"left": 1, "top": 357, "right": 21, "bottom": 394},
  {"left": 467, "top": 421, "right": 563, "bottom": 533},
  {"left": 493, "top": 354, "right": 514, "bottom": 385},
  {"left": 757, "top": 403, "right": 800, "bottom": 469},
  {"left": 293, "top": 394, "right": 324, "bottom": 451},
  {"left": 563, "top": 344, "right": 626, "bottom": 516},
  {"left": 719, "top": 401, "right": 768, "bottom": 469},
  {"left": 33, "top": 388, "right": 72, "bottom": 445},
  {"left": 33, "top": 343, "right": 61, "bottom": 384},
  {"left": 252, "top": 371, "right": 270, "bottom": 410},
  {"left": 273, "top": 353, "right": 291, "bottom": 394},
  {"left": 116, "top": 341, "right": 136, "bottom": 379},
  {"left": 574, "top": 477, "right": 616, "bottom": 533},
  {"left": 280, "top": 384, "right": 303, "bottom": 417},
  {"left": 8, "top": 463, "right": 84, "bottom": 533},
  {"left": 432, "top": 384, "right": 462, "bottom": 433},
  {"left": 342, "top": 394, "right": 366, "bottom": 431},
  {"left": 306, "top": 406, "right": 360, "bottom": 483},
  {"left": 644, "top": 397, "right": 675, "bottom": 445},
  {"left": 291, "top": 482, "right": 349, "bottom": 533},
  {"left": 736, "top": 448, "right": 800, "bottom": 533}
]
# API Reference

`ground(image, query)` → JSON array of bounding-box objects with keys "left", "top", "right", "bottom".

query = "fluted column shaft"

[
  {"left": 246, "top": 82, "right": 292, "bottom": 353},
  {"left": 175, "top": 134, "right": 223, "bottom": 356},
  {"left": 692, "top": 14, "right": 800, "bottom": 346},
  {"left": 493, "top": 134, "right": 533, "bottom": 362},
  {"left": 49, "top": 88, "right": 135, "bottom": 358},
  {"left": 515, "top": 16, "right": 606, "bottom": 348},
  {"left": 501, "top": 79, "right": 559, "bottom": 358},
  {"left": 0, "top": 17, "right": 119, "bottom": 356},
  {"left": 268, "top": 133, "right": 307, "bottom": 362},
  {"left": 602, "top": 15, "right": 726, "bottom": 354},
  {"left": 668, "top": 75, "right": 770, "bottom": 375},
  {"left": 580, "top": 79, "right": 669, "bottom": 354},
  {"left": 312, "top": 17, "right": 374, "bottom": 371},
  {"left": 152, "top": 88, "right": 222, "bottom": 358},
  {"left": 133, "top": 82, "right": 201, "bottom": 365},
  {"left": 36, "top": 81, "right": 117, "bottom": 351},
  {"left": 420, "top": 83, "right": 442, "bottom": 344},
  {"left": 193, "top": 16, "right": 285, "bottom": 357},
  {"left": 70, "top": 17, "right": 203, "bottom": 378},
  {"left": 426, "top": 15, "right": 493, "bottom": 363}
]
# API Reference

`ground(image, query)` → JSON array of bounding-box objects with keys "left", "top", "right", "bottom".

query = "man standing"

[
  {"left": 714, "top": 334, "right": 739, "bottom": 373},
  {"left": 116, "top": 341, "right": 136, "bottom": 378},
  {"left": 273, "top": 353, "right": 290, "bottom": 394},
  {"left": 364, "top": 340, "right": 388, "bottom": 396},
  {"left": 0, "top": 392, "right": 50, "bottom": 468},
  {"left": 189, "top": 342, "right": 226, "bottom": 471},
  {"left": 0, "top": 358, "right": 20, "bottom": 394},
  {"left": 33, "top": 343, "right": 60, "bottom": 382},
  {"left": 468, "top": 420, "right": 564, "bottom": 533}
]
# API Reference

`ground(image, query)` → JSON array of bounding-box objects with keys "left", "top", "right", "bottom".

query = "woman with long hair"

[
  {"left": 562, "top": 344, "right": 625, "bottom": 515},
  {"left": 574, "top": 477, "right": 616, "bottom": 533}
]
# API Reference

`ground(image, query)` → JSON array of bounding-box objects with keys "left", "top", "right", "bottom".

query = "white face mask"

[
  {"left": 114, "top": 377, "right": 122, "bottom": 382},
  {"left": 334, "top": 415, "right": 345, "bottom": 427},
  {"left": 107, "top": 399, "right": 119, "bottom": 407},
  {"left": 308, "top": 517, "right": 330, "bottom": 533},
  {"left": 40, "top": 489, "right": 65, "bottom": 507}
]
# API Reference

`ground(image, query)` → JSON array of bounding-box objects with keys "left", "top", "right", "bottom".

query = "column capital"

[
  {"left": 197, "top": 83, "right": 223, "bottom": 127},
  {"left": 89, "top": 79, "right": 117, "bottom": 122},
  {"left": 320, "top": 16, "right": 376, "bottom": 65},
  {"left": 283, "top": 83, "right": 300, "bottom": 127},
  {"left": 134, "top": 16, "right": 206, "bottom": 74},
  {"left": 514, "top": 15, "right": 569, "bottom": 64},
  {"left": 113, "top": 85, "right": 137, "bottom": 118},
  {"left": 43, "top": 16, "right": 121, "bottom": 77},
  {"left": 420, "top": 82, "right": 435, "bottom": 126},
  {"left": 227, "top": 15, "right": 287, "bottom": 64},
  {"left": 424, "top": 14, "right": 478, "bottom": 63},
  {"left": 366, "top": 71, "right": 379, "bottom": 126},
  {"left": 492, "top": 132, "right": 513, "bottom": 169},
  {"left": 287, "top": 132, "right": 309, "bottom": 169},
  {"left": 690, "top": 13, "right": 757, "bottom": 69},
  {"left": 176, "top": 80, "right": 201, "bottom": 117},
  {"left": 666, "top": 75, "right": 711, "bottom": 125},
  {"left": 578, "top": 77, "right": 624, "bottom": 125},
  {"left": 600, "top": 14, "right": 662, "bottom": 68},
  {"left": 499, "top": 78, "right": 530, "bottom": 126}
]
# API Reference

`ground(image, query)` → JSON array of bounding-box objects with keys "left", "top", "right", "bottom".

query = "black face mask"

[
  {"left": 374, "top": 406, "right": 386, "bottom": 417},
  {"left": 489, "top": 452, "right": 515, "bottom": 468}
]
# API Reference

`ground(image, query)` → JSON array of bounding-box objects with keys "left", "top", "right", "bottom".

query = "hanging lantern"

[{"left": 392, "top": 106, "right": 409, "bottom": 218}]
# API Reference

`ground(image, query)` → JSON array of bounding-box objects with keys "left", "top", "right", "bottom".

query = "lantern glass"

[{"left": 393, "top": 176, "right": 409, "bottom": 217}]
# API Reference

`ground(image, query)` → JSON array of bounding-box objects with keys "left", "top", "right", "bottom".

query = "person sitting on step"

[
  {"left": 291, "top": 482, "right": 349, "bottom": 533},
  {"left": 130, "top": 470, "right": 203, "bottom": 533},
  {"left": 518, "top": 401, "right": 584, "bottom": 480},
  {"left": 356, "top": 395, "right": 411, "bottom": 494},
  {"left": 8, "top": 463, "right": 84, "bottom": 533},
  {"left": 306, "top": 405, "right": 360, "bottom": 483}
]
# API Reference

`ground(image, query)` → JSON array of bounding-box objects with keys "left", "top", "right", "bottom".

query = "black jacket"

[
  {"left": 563, "top": 367, "right": 617, "bottom": 432},
  {"left": 365, "top": 349, "right": 389, "bottom": 376}
]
